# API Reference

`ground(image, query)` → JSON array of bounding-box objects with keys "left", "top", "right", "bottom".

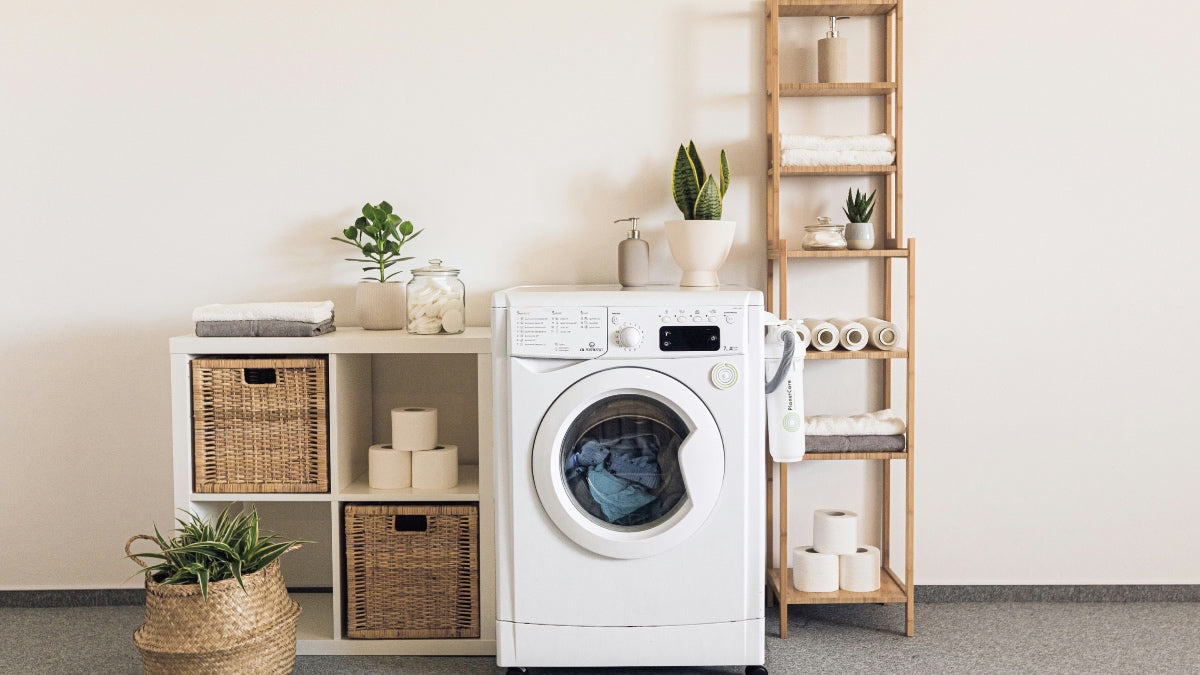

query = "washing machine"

[{"left": 492, "top": 285, "right": 767, "bottom": 673}]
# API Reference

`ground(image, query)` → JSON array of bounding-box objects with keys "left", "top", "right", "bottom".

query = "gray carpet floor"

[{"left": 3, "top": 602, "right": 1199, "bottom": 674}]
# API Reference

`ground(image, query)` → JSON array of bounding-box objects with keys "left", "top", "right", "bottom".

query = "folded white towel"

[
  {"left": 781, "top": 133, "right": 895, "bottom": 152},
  {"left": 805, "top": 409, "right": 906, "bottom": 436},
  {"left": 782, "top": 149, "right": 896, "bottom": 167},
  {"left": 192, "top": 301, "right": 335, "bottom": 324}
]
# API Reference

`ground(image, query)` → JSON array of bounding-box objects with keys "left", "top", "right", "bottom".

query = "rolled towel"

[
  {"left": 192, "top": 301, "right": 334, "bottom": 324},
  {"left": 782, "top": 149, "right": 895, "bottom": 167},
  {"left": 805, "top": 409, "right": 906, "bottom": 436},
  {"left": 805, "top": 434, "right": 906, "bottom": 453},
  {"left": 802, "top": 318, "right": 839, "bottom": 352},
  {"left": 856, "top": 316, "right": 899, "bottom": 351},
  {"left": 781, "top": 133, "right": 896, "bottom": 152},
  {"left": 195, "top": 319, "right": 335, "bottom": 338},
  {"left": 827, "top": 318, "right": 868, "bottom": 351}
]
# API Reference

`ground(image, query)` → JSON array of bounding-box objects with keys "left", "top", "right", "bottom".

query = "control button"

[
  {"left": 705, "top": 315, "right": 717, "bottom": 323},
  {"left": 725, "top": 315, "right": 736, "bottom": 324},
  {"left": 711, "top": 363, "right": 739, "bottom": 389},
  {"left": 611, "top": 315, "right": 620, "bottom": 325},
  {"left": 616, "top": 326, "right": 643, "bottom": 349},
  {"left": 691, "top": 315, "right": 701, "bottom": 323}
]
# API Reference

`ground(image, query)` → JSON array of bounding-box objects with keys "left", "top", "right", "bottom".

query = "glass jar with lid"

[
  {"left": 801, "top": 216, "right": 847, "bottom": 251},
  {"left": 406, "top": 259, "right": 465, "bottom": 334}
]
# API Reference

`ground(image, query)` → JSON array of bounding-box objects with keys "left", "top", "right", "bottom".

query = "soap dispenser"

[
  {"left": 615, "top": 217, "right": 649, "bottom": 287},
  {"left": 817, "top": 16, "right": 850, "bottom": 83}
]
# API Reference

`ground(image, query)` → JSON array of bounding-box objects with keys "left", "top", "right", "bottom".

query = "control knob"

[{"left": 616, "top": 326, "right": 643, "bottom": 349}]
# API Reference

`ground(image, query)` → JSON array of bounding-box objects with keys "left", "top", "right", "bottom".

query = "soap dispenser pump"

[
  {"left": 817, "top": 15, "right": 851, "bottom": 83},
  {"left": 615, "top": 217, "right": 649, "bottom": 287}
]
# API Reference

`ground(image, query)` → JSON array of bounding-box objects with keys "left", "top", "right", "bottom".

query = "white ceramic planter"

[
  {"left": 356, "top": 281, "right": 405, "bottom": 330},
  {"left": 664, "top": 219, "right": 736, "bottom": 287},
  {"left": 845, "top": 222, "right": 875, "bottom": 250}
]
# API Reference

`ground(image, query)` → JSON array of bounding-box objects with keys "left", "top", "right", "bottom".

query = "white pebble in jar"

[{"left": 406, "top": 259, "right": 466, "bottom": 334}]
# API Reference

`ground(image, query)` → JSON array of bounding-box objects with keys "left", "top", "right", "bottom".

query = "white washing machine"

[{"left": 492, "top": 285, "right": 767, "bottom": 674}]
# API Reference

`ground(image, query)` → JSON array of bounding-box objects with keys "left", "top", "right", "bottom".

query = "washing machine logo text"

[{"left": 579, "top": 341, "right": 603, "bottom": 352}]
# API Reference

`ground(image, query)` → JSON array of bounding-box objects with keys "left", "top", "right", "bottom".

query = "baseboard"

[
  {"left": 0, "top": 586, "right": 334, "bottom": 608},
  {"left": 916, "top": 585, "right": 1200, "bottom": 603}
]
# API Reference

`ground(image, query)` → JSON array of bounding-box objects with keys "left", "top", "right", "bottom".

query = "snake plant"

[
  {"left": 129, "top": 506, "right": 307, "bottom": 602},
  {"left": 843, "top": 188, "right": 877, "bottom": 223},
  {"left": 331, "top": 200, "right": 422, "bottom": 282},
  {"left": 672, "top": 141, "right": 730, "bottom": 220}
]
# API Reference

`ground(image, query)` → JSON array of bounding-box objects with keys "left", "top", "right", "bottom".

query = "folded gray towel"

[
  {"left": 195, "top": 318, "right": 336, "bottom": 338},
  {"left": 805, "top": 434, "right": 906, "bottom": 453}
]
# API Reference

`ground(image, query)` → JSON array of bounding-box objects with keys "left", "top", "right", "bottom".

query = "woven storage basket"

[
  {"left": 344, "top": 503, "right": 480, "bottom": 639},
  {"left": 126, "top": 535, "right": 302, "bottom": 675},
  {"left": 192, "top": 357, "right": 328, "bottom": 493}
]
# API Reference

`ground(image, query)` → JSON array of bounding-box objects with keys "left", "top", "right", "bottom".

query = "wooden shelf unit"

[
  {"left": 764, "top": 0, "right": 915, "bottom": 638},
  {"left": 168, "top": 327, "right": 496, "bottom": 656}
]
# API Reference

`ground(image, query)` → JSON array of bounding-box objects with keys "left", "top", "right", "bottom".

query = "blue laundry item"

[
  {"left": 608, "top": 452, "right": 660, "bottom": 490},
  {"left": 586, "top": 465, "right": 658, "bottom": 523},
  {"left": 564, "top": 440, "right": 611, "bottom": 477}
]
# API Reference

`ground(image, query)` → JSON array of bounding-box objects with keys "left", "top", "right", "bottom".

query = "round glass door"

[
  {"left": 560, "top": 394, "right": 689, "bottom": 530},
  {"left": 532, "top": 367, "right": 725, "bottom": 559}
]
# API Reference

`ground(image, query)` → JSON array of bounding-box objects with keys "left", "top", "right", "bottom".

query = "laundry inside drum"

[{"left": 559, "top": 394, "right": 689, "bottom": 530}]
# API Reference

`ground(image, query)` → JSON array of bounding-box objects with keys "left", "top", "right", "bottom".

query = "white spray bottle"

[{"left": 764, "top": 316, "right": 807, "bottom": 462}]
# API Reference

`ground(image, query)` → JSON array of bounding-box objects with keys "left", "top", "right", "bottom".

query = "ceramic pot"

[
  {"left": 664, "top": 220, "right": 736, "bottom": 287},
  {"left": 845, "top": 222, "right": 875, "bottom": 251},
  {"left": 356, "top": 281, "right": 405, "bottom": 330}
]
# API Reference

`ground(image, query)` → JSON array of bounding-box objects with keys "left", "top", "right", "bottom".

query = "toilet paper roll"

[
  {"left": 412, "top": 444, "right": 459, "bottom": 489},
  {"left": 368, "top": 443, "right": 411, "bottom": 490},
  {"left": 840, "top": 545, "right": 882, "bottom": 592},
  {"left": 391, "top": 407, "right": 437, "bottom": 451},
  {"left": 786, "top": 319, "right": 812, "bottom": 351},
  {"left": 827, "top": 318, "right": 868, "bottom": 351},
  {"left": 792, "top": 546, "right": 839, "bottom": 592},
  {"left": 856, "top": 317, "right": 898, "bottom": 351},
  {"left": 813, "top": 508, "right": 859, "bottom": 555},
  {"left": 802, "top": 318, "right": 839, "bottom": 352}
]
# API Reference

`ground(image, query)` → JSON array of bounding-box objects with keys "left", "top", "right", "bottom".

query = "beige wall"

[{"left": 1, "top": 0, "right": 1197, "bottom": 588}]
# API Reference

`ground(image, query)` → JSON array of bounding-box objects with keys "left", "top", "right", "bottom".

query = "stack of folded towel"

[
  {"left": 805, "top": 409, "right": 906, "bottom": 453},
  {"left": 781, "top": 133, "right": 895, "bottom": 167},
  {"left": 192, "top": 301, "right": 336, "bottom": 337}
]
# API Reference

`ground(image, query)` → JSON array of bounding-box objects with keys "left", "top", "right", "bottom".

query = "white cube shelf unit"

[{"left": 168, "top": 327, "right": 495, "bottom": 656}]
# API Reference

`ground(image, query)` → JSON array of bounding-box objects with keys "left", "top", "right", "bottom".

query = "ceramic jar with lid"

[{"left": 406, "top": 259, "right": 465, "bottom": 334}]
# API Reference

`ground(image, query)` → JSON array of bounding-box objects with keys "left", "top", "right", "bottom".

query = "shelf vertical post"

[
  {"left": 905, "top": 236, "right": 915, "bottom": 637},
  {"left": 778, "top": 461, "right": 789, "bottom": 638}
]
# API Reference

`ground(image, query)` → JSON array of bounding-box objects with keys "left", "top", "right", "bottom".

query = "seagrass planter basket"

[
  {"left": 343, "top": 503, "right": 480, "bottom": 639},
  {"left": 126, "top": 535, "right": 302, "bottom": 675},
  {"left": 191, "top": 357, "right": 328, "bottom": 494}
]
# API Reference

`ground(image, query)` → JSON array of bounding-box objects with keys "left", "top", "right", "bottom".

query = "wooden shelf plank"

[
  {"left": 779, "top": 0, "right": 897, "bottom": 16},
  {"left": 778, "top": 165, "right": 896, "bottom": 176},
  {"left": 804, "top": 451, "right": 908, "bottom": 461},
  {"left": 780, "top": 82, "right": 896, "bottom": 97},
  {"left": 339, "top": 464, "right": 480, "bottom": 501},
  {"left": 768, "top": 566, "right": 907, "bottom": 605},
  {"left": 805, "top": 348, "right": 907, "bottom": 360},
  {"left": 769, "top": 248, "right": 909, "bottom": 259}
]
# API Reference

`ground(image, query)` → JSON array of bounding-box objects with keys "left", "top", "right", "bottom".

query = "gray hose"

[{"left": 765, "top": 328, "right": 796, "bottom": 394}]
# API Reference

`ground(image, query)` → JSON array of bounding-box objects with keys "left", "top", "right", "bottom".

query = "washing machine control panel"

[
  {"left": 510, "top": 306, "right": 608, "bottom": 357},
  {"left": 511, "top": 305, "right": 746, "bottom": 358}
]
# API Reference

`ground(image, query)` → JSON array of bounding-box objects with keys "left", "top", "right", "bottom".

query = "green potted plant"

[
  {"left": 843, "top": 187, "right": 876, "bottom": 250},
  {"left": 125, "top": 506, "right": 308, "bottom": 674},
  {"left": 665, "top": 141, "right": 735, "bottom": 287},
  {"left": 331, "top": 201, "right": 422, "bottom": 330}
]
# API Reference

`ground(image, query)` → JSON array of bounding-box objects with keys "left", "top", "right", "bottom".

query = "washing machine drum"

[{"left": 532, "top": 367, "right": 725, "bottom": 560}]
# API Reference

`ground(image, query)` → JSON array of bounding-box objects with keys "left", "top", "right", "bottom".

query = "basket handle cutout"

[
  {"left": 394, "top": 515, "right": 428, "bottom": 533},
  {"left": 242, "top": 368, "right": 277, "bottom": 385}
]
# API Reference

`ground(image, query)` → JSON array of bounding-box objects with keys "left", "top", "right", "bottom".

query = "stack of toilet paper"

[
  {"left": 367, "top": 407, "right": 459, "bottom": 490},
  {"left": 792, "top": 509, "right": 882, "bottom": 593},
  {"left": 801, "top": 317, "right": 898, "bottom": 352}
]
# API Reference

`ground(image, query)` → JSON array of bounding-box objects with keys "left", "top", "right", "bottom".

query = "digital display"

[{"left": 659, "top": 326, "right": 720, "bottom": 352}]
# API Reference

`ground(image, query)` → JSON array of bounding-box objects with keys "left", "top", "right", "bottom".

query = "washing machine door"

[{"left": 532, "top": 367, "right": 724, "bottom": 559}]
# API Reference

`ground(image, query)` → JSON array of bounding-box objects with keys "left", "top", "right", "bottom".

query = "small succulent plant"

[
  {"left": 331, "top": 201, "right": 422, "bottom": 282},
  {"left": 843, "top": 188, "right": 876, "bottom": 223},
  {"left": 671, "top": 141, "right": 730, "bottom": 220}
]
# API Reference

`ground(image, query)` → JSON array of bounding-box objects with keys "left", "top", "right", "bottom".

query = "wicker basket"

[
  {"left": 192, "top": 357, "right": 328, "bottom": 493},
  {"left": 126, "top": 535, "right": 302, "bottom": 675},
  {"left": 343, "top": 503, "right": 480, "bottom": 639}
]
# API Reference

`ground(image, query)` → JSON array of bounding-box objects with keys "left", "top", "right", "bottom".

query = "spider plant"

[{"left": 129, "top": 506, "right": 307, "bottom": 602}]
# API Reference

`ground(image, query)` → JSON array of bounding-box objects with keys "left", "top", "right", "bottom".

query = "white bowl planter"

[
  {"left": 664, "top": 220, "right": 736, "bottom": 287},
  {"left": 356, "top": 281, "right": 405, "bottom": 330}
]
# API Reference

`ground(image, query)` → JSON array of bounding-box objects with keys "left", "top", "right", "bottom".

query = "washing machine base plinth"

[{"left": 496, "top": 618, "right": 765, "bottom": 668}]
